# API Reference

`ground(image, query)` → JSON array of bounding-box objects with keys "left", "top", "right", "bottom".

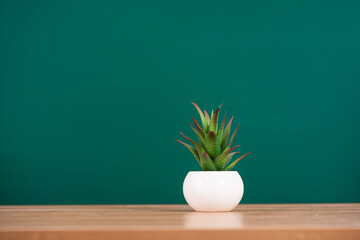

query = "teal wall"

[{"left": 1, "top": 1, "right": 360, "bottom": 204}]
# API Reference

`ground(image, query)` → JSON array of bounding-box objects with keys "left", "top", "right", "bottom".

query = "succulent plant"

[{"left": 176, "top": 103, "right": 250, "bottom": 171}]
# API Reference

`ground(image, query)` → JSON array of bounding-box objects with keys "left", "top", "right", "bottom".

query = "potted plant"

[{"left": 176, "top": 103, "right": 250, "bottom": 212}]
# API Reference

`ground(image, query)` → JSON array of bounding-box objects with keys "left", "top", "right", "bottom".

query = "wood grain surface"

[{"left": 0, "top": 204, "right": 359, "bottom": 240}]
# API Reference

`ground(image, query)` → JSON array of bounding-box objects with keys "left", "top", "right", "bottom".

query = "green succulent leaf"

[
  {"left": 209, "top": 105, "right": 222, "bottom": 133},
  {"left": 217, "top": 110, "right": 226, "bottom": 144},
  {"left": 204, "top": 110, "right": 210, "bottom": 126},
  {"left": 221, "top": 116, "right": 234, "bottom": 151},
  {"left": 204, "top": 131, "right": 221, "bottom": 159},
  {"left": 224, "top": 152, "right": 250, "bottom": 171},
  {"left": 189, "top": 124, "right": 204, "bottom": 146},
  {"left": 228, "top": 123, "right": 239, "bottom": 148},
  {"left": 192, "top": 117, "right": 206, "bottom": 141},
  {"left": 224, "top": 151, "right": 239, "bottom": 168},
  {"left": 191, "top": 102, "right": 208, "bottom": 132},
  {"left": 180, "top": 132, "right": 205, "bottom": 157},
  {"left": 200, "top": 152, "right": 217, "bottom": 171},
  {"left": 177, "top": 103, "right": 250, "bottom": 171},
  {"left": 213, "top": 145, "right": 240, "bottom": 170},
  {"left": 175, "top": 140, "right": 200, "bottom": 164}
]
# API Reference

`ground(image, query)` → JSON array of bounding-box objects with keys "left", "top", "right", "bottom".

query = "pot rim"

[
  {"left": 187, "top": 171, "right": 238, "bottom": 173},
  {"left": 188, "top": 171, "right": 239, "bottom": 175}
]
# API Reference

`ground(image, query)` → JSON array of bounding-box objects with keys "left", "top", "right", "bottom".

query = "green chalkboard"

[{"left": 1, "top": 1, "right": 360, "bottom": 204}]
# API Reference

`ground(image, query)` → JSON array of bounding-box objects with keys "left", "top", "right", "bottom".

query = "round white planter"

[{"left": 183, "top": 171, "right": 244, "bottom": 212}]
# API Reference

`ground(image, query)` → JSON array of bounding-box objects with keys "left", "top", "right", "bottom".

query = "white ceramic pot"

[{"left": 183, "top": 171, "right": 244, "bottom": 212}]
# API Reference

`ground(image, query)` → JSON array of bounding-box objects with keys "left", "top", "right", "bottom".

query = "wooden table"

[{"left": 0, "top": 204, "right": 359, "bottom": 240}]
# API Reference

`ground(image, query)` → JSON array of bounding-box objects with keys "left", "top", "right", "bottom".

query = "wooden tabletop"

[{"left": 0, "top": 204, "right": 359, "bottom": 240}]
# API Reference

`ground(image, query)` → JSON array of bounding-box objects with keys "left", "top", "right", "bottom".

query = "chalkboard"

[{"left": 1, "top": 0, "right": 359, "bottom": 204}]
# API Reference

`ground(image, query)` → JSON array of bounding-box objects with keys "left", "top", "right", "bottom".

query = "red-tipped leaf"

[
  {"left": 175, "top": 140, "right": 200, "bottom": 163},
  {"left": 204, "top": 131, "right": 221, "bottom": 159},
  {"left": 221, "top": 116, "right": 234, "bottom": 151},
  {"left": 192, "top": 117, "right": 205, "bottom": 141},
  {"left": 224, "top": 152, "right": 250, "bottom": 171},
  {"left": 200, "top": 152, "right": 217, "bottom": 171},
  {"left": 191, "top": 102, "right": 208, "bottom": 132},
  {"left": 180, "top": 132, "right": 205, "bottom": 157},
  {"left": 209, "top": 105, "right": 222, "bottom": 133},
  {"left": 213, "top": 145, "right": 240, "bottom": 170},
  {"left": 204, "top": 110, "right": 210, "bottom": 125},
  {"left": 228, "top": 122, "right": 239, "bottom": 148}
]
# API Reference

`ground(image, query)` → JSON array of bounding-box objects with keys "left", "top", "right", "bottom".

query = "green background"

[{"left": 1, "top": 1, "right": 360, "bottom": 204}]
